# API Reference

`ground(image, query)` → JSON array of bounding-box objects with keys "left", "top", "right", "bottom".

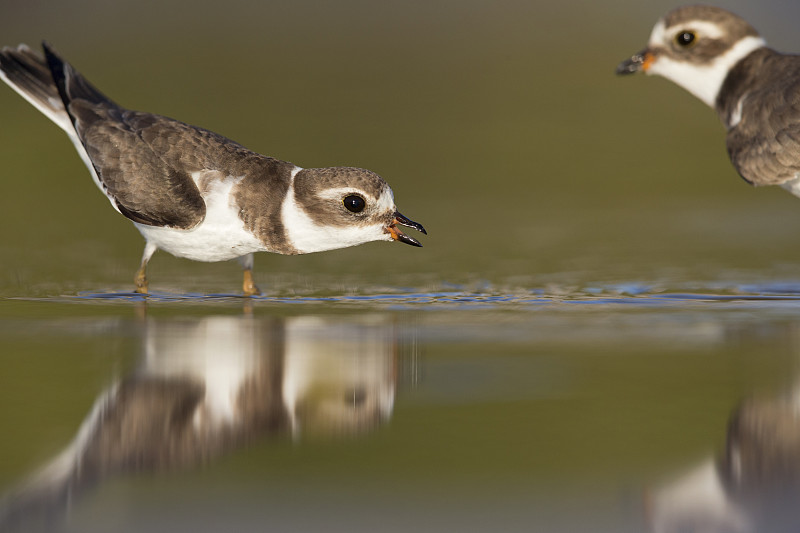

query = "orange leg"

[
  {"left": 134, "top": 265, "right": 148, "bottom": 294},
  {"left": 134, "top": 242, "right": 157, "bottom": 294},
  {"left": 243, "top": 268, "right": 261, "bottom": 296},
  {"left": 240, "top": 253, "right": 260, "bottom": 296}
]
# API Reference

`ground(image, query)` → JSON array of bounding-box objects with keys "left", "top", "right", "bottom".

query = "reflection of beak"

[
  {"left": 388, "top": 211, "right": 426, "bottom": 247},
  {"left": 616, "top": 49, "right": 654, "bottom": 75}
]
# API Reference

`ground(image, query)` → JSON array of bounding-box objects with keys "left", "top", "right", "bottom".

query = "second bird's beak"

[
  {"left": 388, "top": 211, "right": 426, "bottom": 247},
  {"left": 616, "top": 49, "right": 654, "bottom": 75}
]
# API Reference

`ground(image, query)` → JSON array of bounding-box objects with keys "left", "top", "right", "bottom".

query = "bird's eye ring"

[
  {"left": 343, "top": 194, "right": 366, "bottom": 213},
  {"left": 675, "top": 31, "right": 696, "bottom": 47}
]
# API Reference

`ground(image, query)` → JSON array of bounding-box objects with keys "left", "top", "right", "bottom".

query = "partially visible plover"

[
  {"left": 648, "top": 391, "right": 800, "bottom": 532},
  {"left": 616, "top": 5, "right": 800, "bottom": 200},
  {"left": 0, "top": 43, "right": 425, "bottom": 295}
]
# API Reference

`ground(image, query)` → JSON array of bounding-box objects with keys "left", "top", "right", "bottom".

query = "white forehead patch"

[
  {"left": 375, "top": 188, "right": 396, "bottom": 213},
  {"left": 648, "top": 20, "right": 668, "bottom": 46}
]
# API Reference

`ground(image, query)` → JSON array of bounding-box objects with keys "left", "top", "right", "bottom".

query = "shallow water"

[{"left": 3, "top": 283, "right": 800, "bottom": 532}]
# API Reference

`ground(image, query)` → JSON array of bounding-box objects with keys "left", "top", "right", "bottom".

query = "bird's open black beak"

[
  {"left": 387, "top": 211, "right": 426, "bottom": 247},
  {"left": 616, "top": 49, "right": 653, "bottom": 75}
]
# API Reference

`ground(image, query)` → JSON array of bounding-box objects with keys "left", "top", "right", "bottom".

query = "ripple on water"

[{"left": 44, "top": 280, "right": 800, "bottom": 309}]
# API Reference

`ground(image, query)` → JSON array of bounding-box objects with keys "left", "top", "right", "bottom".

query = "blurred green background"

[{"left": 2, "top": 0, "right": 800, "bottom": 295}]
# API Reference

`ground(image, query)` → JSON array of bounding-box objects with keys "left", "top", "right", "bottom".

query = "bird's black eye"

[
  {"left": 675, "top": 31, "right": 696, "bottom": 47},
  {"left": 343, "top": 194, "right": 366, "bottom": 213}
]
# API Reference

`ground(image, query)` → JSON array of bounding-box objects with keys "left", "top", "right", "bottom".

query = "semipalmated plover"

[
  {"left": 616, "top": 6, "right": 800, "bottom": 199},
  {"left": 0, "top": 43, "right": 425, "bottom": 295}
]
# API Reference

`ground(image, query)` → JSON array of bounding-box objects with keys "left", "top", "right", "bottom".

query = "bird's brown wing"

[
  {"left": 44, "top": 43, "right": 208, "bottom": 229},
  {"left": 727, "top": 82, "right": 800, "bottom": 187}
]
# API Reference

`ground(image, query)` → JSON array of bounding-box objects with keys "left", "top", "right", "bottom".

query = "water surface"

[{"left": 2, "top": 282, "right": 800, "bottom": 532}]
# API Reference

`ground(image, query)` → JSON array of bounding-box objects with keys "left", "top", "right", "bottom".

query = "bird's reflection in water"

[
  {"left": 649, "top": 388, "right": 800, "bottom": 533},
  {"left": 1, "top": 313, "right": 408, "bottom": 530}
]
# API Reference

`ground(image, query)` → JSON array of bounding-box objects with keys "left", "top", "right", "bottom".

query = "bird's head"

[
  {"left": 281, "top": 167, "right": 426, "bottom": 254},
  {"left": 616, "top": 5, "right": 766, "bottom": 107}
]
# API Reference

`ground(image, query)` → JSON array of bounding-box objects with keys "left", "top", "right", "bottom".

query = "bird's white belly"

[{"left": 135, "top": 174, "right": 267, "bottom": 262}]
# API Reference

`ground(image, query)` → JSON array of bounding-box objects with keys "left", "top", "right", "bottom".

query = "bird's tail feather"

[
  {"left": 0, "top": 43, "right": 73, "bottom": 133},
  {"left": 42, "top": 42, "right": 119, "bottom": 129}
]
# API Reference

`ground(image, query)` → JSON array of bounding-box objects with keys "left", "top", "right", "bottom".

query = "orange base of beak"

[{"left": 642, "top": 51, "right": 655, "bottom": 71}]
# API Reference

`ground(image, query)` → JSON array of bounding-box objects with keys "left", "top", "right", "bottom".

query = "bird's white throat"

[{"left": 647, "top": 22, "right": 766, "bottom": 107}]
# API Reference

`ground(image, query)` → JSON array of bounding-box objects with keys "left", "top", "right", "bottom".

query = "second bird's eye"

[
  {"left": 675, "top": 31, "right": 696, "bottom": 47},
  {"left": 343, "top": 194, "right": 366, "bottom": 213}
]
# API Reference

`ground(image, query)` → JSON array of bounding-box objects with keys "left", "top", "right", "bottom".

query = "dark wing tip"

[
  {"left": 40, "top": 41, "right": 70, "bottom": 107},
  {"left": 41, "top": 41, "right": 63, "bottom": 75},
  {"left": 41, "top": 42, "right": 118, "bottom": 111}
]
